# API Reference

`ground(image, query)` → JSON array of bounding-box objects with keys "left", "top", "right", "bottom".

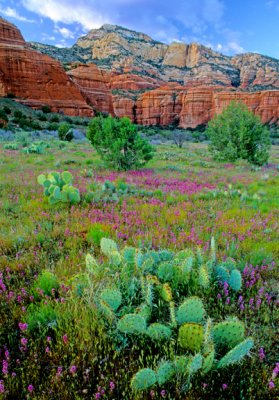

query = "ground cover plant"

[{"left": 0, "top": 128, "right": 278, "bottom": 399}]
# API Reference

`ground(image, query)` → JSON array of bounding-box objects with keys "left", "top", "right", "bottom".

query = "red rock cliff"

[{"left": 0, "top": 18, "right": 93, "bottom": 116}]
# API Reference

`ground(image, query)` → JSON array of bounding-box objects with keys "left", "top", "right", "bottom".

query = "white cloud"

[
  {"left": 21, "top": 0, "right": 109, "bottom": 30},
  {"left": 0, "top": 6, "right": 35, "bottom": 22},
  {"left": 56, "top": 27, "right": 75, "bottom": 39}
]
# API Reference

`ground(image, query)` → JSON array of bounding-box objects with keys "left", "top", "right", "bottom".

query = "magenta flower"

[
  {"left": 56, "top": 366, "right": 63, "bottom": 377},
  {"left": 69, "top": 365, "right": 77, "bottom": 375},
  {"left": 21, "top": 337, "right": 28, "bottom": 346},
  {"left": 28, "top": 384, "right": 34, "bottom": 392},
  {"left": 19, "top": 322, "right": 28, "bottom": 331},
  {"left": 222, "top": 383, "right": 228, "bottom": 390},
  {"left": 0, "top": 381, "right": 5, "bottom": 394},
  {"left": 258, "top": 347, "right": 265, "bottom": 360},
  {"left": 268, "top": 381, "right": 275, "bottom": 390},
  {"left": 62, "top": 334, "right": 68, "bottom": 344},
  {"left": 95, "top": 393, "right": 101, "bottom": 399}
]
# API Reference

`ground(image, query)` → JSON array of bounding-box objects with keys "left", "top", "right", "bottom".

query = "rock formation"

[
  {"left": 1, "top": 18, "right": 279, "bottom": 126},
  {"left": 0, "top": 18, "right": 93, "bottom": 116}
]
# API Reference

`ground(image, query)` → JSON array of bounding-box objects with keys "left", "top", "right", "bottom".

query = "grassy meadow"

[{"left": 0, "top": 131, "right": 278, "bottom": 399}]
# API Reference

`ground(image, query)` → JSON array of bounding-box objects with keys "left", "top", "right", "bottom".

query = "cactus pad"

[
  {"left": 217, "top": 338, "right": 254, "bottom": 369},
  {"left": 99, "top": 288, "right": 122, "bottom": 312},
  {"left": 212, "top": 319, "right": 245, "bottom": 349},
  {"left": 147, "top": 323, "right": 172, "bottom": 341},
  {"left": 131, "top": 368, "right": 157, "bottom": 391},
  {"left": 178, "top": 323, "right": 204, "bottom": 352},
  {"left": 228, "top": 269, "right": 242, "bottom": 291},
  {"left": 177, "top": 296, "right": 205, "bottom": 325},
  {"left": 117, "top": 314, "right": 147, "bottom": 335},
  {"left": 156, "top": 361, "right": 175, "bottom": 385}
]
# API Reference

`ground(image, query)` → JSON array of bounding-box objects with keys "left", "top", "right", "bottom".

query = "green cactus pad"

[
  {"left": 215, "top": 265, "right": 230, "bottom": 282},
  {"left": 212, "top": 319, "right": 245, "bottom": 349},
  {"left": 217, "top": 338, "right": 254, "bottom": 369},
  {"left": 174, "top": 356, "right": 190, "bottom": 375},
  {"left": 122, "top": 247, "right": 137, "bottom": 266},
  {"left": 147, "top": 323, "right": 172, "bottom": 341},
  {"left": 202, "top": 343, "right": 215, "bottom": 373},
  {"left": 161, "top": 283, "right": 173, "bottom": 302},
  {"left": 131, "top": 368, "right": 157, "bottom": 391},
  {"left": 100, "top": 238, "right": 118, "bottom": 257},
  {"left": 199, "top": 264, "right": 210, "bottom": 288},
  {"left": 187, "top": 353, "right": 203, "bottom": 376},
  {"left": 178, "top": 323, "right": 204, "bottom": 352},
  {"left": 117, "top": 314, "right": 147, "bottom": 335},
  {"left": 156, "top": 361, "right": 175, "bottom": 385},
  {"left": 229, "top": 269, "right": 242, "bottom": 291},
  {"left": 61, "top": 171, "right": 72, "bottom": 184},
  {"left": 136, "top": 304, "right": 152, "bottom": 321},
  {"left": 157, "top": 261, "right": 175, "bottom": 282},
  {"left": 177, "top": 296, "right": 205, "bottom": 325},
  {"left": 99, "top": 288, "right": 122, "bottom": 312}
]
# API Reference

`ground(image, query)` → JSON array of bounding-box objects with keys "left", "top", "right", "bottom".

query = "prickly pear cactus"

[
  {"left": 212, "top": 319, "right": 245, "bottom": 349},
  {"left": 228, "top": 269, "right": 242, "bottom": 291},
  {"left": 187, "top": 353, "right": 203, "bottom": 376},
  {"left": 37, "top": 171, "right": 80, "bottom": 204},
  {"left": 161, "top": 283, "right": 173, "bottom": 302},
  {"left": 156, "top": 361, "right": 175, "bottom": 385},
  {"left": 198, "top": 264, "right": 210, "bottom": 289},
  {"left": 117, "top": 314, "right": 147, "bottom": 335},
  {"left": 217, "top": 338, "right": 254, "bottom": 369},
  {"left": 131, "top": 368, "right": 157, "bottom": 391},
  {"left": 100, "top": 238, "right": 118, "bottom": 257},
  {"left": 174, "top": 356, "right": 190, "bottom": 376},
  {"left": 176, "top": 296, "right": 206, "bottom": 325},
  {"left": 178, "top": 323, "right": 204, "bottom": 352},
  {"left": 99, "top": 288, "right": 122, "bottom": 312},
  {"left": 147, "top": 323, "right": 172, "bottom": 341},
  {"left": 215, "top": 265, "right": 230, "bottom": 283},
  {"left": 202, "top": 343, "right": 215, "bottom": 373}
]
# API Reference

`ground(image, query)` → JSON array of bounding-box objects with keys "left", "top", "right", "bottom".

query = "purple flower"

[
  {"left": 47, "top": 336, "right": 51, "bottom": 343},
  {"left": 217, "top": 293, "right": 222, "bottom": 299},
  {"left": 258, "top": 347, "right": 265, "bottom": 360},
  {"left": 0, "top": 381, "right": 4, "bottom": 394},
  {"left": 62, "top": 334, "right": 68, "bottom": 344},
  {"left": 56, "top": 367, "right": 63, "bottom": 377},
  {"left": 2, "top": 360, "right": 8, "bottom": 375},
  {"left": 150, "top": 390, "right": 155, "bottom": 398},
  {"left": 69, "top": 365, "right": 77, "bottom": 375},
  {"left": 110, "top": 381, "right": 115, "bottom": 391},
  {"left": 222, "top": 383, "right": 228, "bottom": 390},
  {"left": 45, "top": 347, "right": 50, "bottom": 353},
  {"left": 268, "top": 381, "right": 275, "bottom": 390},
  {"left": 95, "top": 393, "right": 101, "bottom": 399},
  {"left": 19, "top": 322, "right": 28, "bottom": 331},
  {"left": 21, "top": 337, "right": 28, "bottom": 346},
  {"left": 28, "top": 384, "right": 34, "bottom": 393},
  {"left": 160, "top": 389, "right": 167, "bottom": 397}
]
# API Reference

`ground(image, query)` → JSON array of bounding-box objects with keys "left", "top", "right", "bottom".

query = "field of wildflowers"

[{"left": 0, "top": 136, "right": 278, "bottom": 399}]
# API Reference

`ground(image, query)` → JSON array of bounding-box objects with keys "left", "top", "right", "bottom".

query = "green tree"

[
  {"left": 87, "top": 116, "right": 154, "bottom": 170},
  {"left": 206, "top": 102, "right": 270, "bottom": 165},
  {"left": 58, "top": 122, "right": 73, "bottom": 142}
]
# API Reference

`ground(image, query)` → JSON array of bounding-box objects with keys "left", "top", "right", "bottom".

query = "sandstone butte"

[
  {"left": 0, "top": 18, "right": 93, "bottom": 117},
  {"left": 1, "top": 18, "right": 279, "bottom": 127}
]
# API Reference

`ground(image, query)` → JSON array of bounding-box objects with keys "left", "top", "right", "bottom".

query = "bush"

[
  {"left": 87, "top": 116, "right": 154, "bottom": 170},
  {"left": 58, "top": 122, "right": 73, "bottom": 142},
  {"left": 41, "top": 105, "right": 51, "bottom": 114},
  {"left": 206, "top": 102, "right": 270, "bottom": 165}
]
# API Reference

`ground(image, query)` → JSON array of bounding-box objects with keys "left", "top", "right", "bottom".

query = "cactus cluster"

[
  {"left": 37, "top": 171, "right": 80, "bottom": 205},
  {"left": 214, "top": 258, "right": 242, "bottom": 291},
  {"left": 79, "top": 238, "right": 253, "bottom": 392}
]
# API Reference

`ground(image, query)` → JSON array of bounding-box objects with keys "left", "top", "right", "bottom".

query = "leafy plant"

[
  {"left": 87, "top": 115, "right": 154, "bottom": 170},
  {"left": 58, "top": 122, "right": 73, "bottom": 142},
  {"left": 207, "top": 102, "right": 270, "bottom": 165}
]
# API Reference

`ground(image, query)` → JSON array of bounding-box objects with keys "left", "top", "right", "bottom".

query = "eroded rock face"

[
  {"left": 179, "top": 87, "right": 279, "bottom": 128},
  {"left": 1, "top": 18, "right": 279, "bottom": 127},
  {"left": 0, "top": 18, "right": 93, "bottom": 116},
  {"left": 67, "top": 63, "right": 114, "bottom": 115}
]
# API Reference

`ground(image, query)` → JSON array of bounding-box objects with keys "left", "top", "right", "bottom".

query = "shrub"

[
  {"left": 87, "top": 116, "right": 154, "bottom": 170},
  {"left": 41, "top": 105, "right": 51, "bottom": 114},
  {"left": 58, "top": 122, "right": 73, "bottom": 142},
  {"left": 206, "top": 102, "right": 270, "bottom": 165}
]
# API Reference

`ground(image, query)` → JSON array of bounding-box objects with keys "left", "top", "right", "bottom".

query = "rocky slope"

[
  {"left": 0, "top": 18, "right": 93, "bottom": 116},
  {"left": 1, "top": 18, "right": 279, "bottom": 127}
]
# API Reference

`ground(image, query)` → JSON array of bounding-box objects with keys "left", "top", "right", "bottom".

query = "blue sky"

[{"left": 0, "top": 0, "right": 279, "bottom": 58}]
